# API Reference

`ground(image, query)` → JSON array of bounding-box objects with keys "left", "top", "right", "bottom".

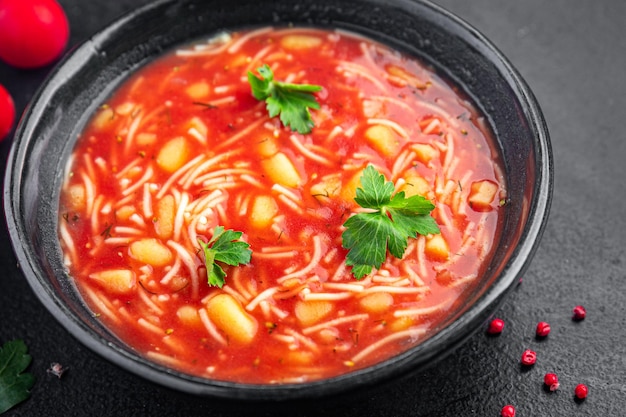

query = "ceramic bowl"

[{"left": 4, "top": 0, "right": 552, "bottom": 400}]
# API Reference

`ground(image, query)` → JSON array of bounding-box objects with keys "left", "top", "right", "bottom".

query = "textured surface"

[{"left": 0, "top": 0, "right": 624, "bottom": 415}]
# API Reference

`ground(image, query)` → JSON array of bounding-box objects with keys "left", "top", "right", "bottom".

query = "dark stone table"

[{"left": 1, "top": 0, "right": 624, "bottom": 415}]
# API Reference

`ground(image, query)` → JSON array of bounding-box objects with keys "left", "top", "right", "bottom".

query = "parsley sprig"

[
  {"left": 0, "top": 340, "right": 35, "bottom": 414},
  {"left": 247, "top": 64, "right": 322, "bottom": 134},
  {"left": 342, "top": 165, "right": 441, "bottom": 279},
  {"left": 198, "top": 226, "right": 252, "bottom": 288}
]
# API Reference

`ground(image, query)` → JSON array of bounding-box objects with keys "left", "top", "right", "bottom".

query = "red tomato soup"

[{"left": 58, "top": 27, "right": 505, "bottom": 384}]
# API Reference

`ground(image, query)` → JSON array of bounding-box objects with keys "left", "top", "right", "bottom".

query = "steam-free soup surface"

[{"left": 59, "top": 27, "right": 505, "bottom": 383}]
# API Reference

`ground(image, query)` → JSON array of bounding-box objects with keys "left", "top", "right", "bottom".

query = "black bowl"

[{"left": 4, "top": 0, "right": 552, "bottom": 401}]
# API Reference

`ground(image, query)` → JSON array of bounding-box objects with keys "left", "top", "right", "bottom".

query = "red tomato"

[
  {"left": 0, "top": 0, "right": 70, "bottom": 68},
  {"left": 0, "top": 83, "right": 15, "bottom": 140}
]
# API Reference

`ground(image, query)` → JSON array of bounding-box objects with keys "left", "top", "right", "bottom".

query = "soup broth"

[{"left": 58, "top": 27, "right": 505, "bottom": 384}]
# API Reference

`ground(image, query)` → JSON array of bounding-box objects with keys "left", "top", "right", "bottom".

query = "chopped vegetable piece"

[
  {"left": 261, "top": 151, "right": 302, "bottom": 188},
  {"left": 247, "top": 64, "right": 322, "bottom": 134},
  {"left": 359, "top": 292, "right": 393, "bottom": 314},
  {"left": 154, "top": 195, "right": 175, "bottom": 239},
  {"left": 0, "top": 339, "right": 35, "bottom": 414},
  {"left": 198, "top": 226, "right": 252, "bottom": 288},
  {"left": 249, "top": 195, "right": 279, "bottom": 229},
  {"left": 129, "top": 238, "right": 173, "bottom": 267},
  {"left": 468, "top": 180, "right": 498, "bottom": 211},
  {"left": 280, "top": 34, "right": 322, "bottom": 50},
  {"left": 206, "top": 294, "right": 258, "bottom": 344},
  {"left": 342, "top": 165, "right": 440, "bottom": 279},
  {"left": 424, "top": 233, "right": 450, "bottom": 261},
  {"left": 89, "top": 269, "right": 136, "bottom": 294},
  {"left": 295, "top": 300, "right": 333, "bottom": 326},
  {"left": 156, "top": 136, "right": 191, "bottom": 173}
]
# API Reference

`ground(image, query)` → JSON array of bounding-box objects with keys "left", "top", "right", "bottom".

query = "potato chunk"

[
  {"left": 280, "top": 35, "right": 322, "bottom": 50},
  {"left": 92, "top": 106, "right": 116, "bottom": 130},
  {"left": 424, "top": 234, "right": 449, "bottom": 261},
  {"left": 261, "top": 152, "right": 301, "bottom": 188},
  {"left": 411, "top": 143, "right": 438, "bottom": 164},
  {"left": 129, "top": 238, "right": 173, "bottom": 267},
  {"left": 206, "top": 294, "right": 258, "bottom": 344},
  {"left": 114, "top": 102, "right": 136, "bottom": 116},
  {"left": 399, "top": 174, "right": 432, "bottom": 199},
  {"left": 339, "top": 169, "right": 365, "bottom": 205},
  {"left": 249, "top": 195, "right": 278, "bottom": 229},
  {"left": 89, "top": 269, "right": 136, "bottom": 295},
  {"left": 284, "top": 350, "right": 315, "bottom": 366},
  {"left": 256, "top": 137, "right": 278, "bottom": 157},
  {"left": 154, "top": 195, "right": 175, "bottom": 239},
  {"left": 364, "top": 125, "right": 399, "bottom": 157},
  {"left": 156, "top": 136, "right": 191, "bottom": 173},
  {"left": 389, "top": 316, "right": 414, "bottom": 332},
  {"left": 176, "top": 305, "right": 201, "bottom": 327},
  {"left": 67, "top": 184, "right": 86, "bottom": 211},
  {"left": 115, "top": 205, "right": 136, "bottom": 221},
  {"left": 295, "top": 300, "right": 333, "bottom": 327},
  {"left": 136, "top": 132, "right": 157, "bottom": 146},
  {"left": 359, "top": 292, "right": 394, "bottom": 314},
  {"left": 310, "top": 174, "right": 341, "bottom": 202},
  {"left": 185, "top": 81, "right": 210, "bottom": 99},
  {"left": 385, "top": 64, "right": 428, "bottom": 89},
  {"left": 468, "top": 180, "right": 498, "bottom": 211}
]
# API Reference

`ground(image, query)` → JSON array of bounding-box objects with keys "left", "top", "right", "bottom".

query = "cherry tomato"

[
  {"left": 0, "top": 83, "right": 15, "bottom": 141},
  {"left": 0, "top": 0, "right": 70, "bottom": 69}
]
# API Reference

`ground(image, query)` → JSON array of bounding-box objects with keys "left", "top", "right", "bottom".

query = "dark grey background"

[{"left": 1, "top": 0, "right": 624, "bottom": 415}]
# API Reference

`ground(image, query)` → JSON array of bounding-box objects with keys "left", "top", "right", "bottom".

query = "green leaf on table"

[{"left": 0, "top": 339, "right": 35, "bottom": 414}]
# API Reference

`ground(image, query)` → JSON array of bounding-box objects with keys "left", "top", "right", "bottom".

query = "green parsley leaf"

[
  {"left": 342, "top": 165, "right": 441, "bottom": 279},
  {"left": 247, "top": 64, "right": 322, "bottom": 134},
  {"left": 0, "top": 339, "right": 35, "bottom": 414},
  {"left": 198, "top": 226, "right": 252, "bottom": 288}
]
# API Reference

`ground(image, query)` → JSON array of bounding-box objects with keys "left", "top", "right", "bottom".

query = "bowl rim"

[{"left": 3, "top": 0, "right": 553, "bottom": 400}]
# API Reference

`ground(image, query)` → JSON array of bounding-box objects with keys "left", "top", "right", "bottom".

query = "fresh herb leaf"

[
  {"left": 342, "top": 165, "right": 440, "bottom": 279},
  {"left": 198, "top": 226, "right": 252, "bottom": 288},
  {"left": 247, "top": 64, "right": 322, "bottom": 134},
  {"left": 0, "top": 340, "right": 35, "bottom": 414}
]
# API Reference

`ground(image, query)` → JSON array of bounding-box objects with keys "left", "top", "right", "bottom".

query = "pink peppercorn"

[
  {"left": 575, "top": 383, "right": 588, "bottom": 399},
  {"left": 487, "top": 318, "right": 505, "bottom": 335},
  {"left": 543, "top": 373, "right": 560, "bottom": 391},
  {"left": 501, "top": 404, "right": 516, "bottom": 417},
  {"left": 521, "top": 349, "right": 537, "bottom": 366},
  {"left": 536, "top": 321, "right": 551, "bottom": 337},
  {"left": 572, "top": 305, "right": 586, "bottom": 321}
]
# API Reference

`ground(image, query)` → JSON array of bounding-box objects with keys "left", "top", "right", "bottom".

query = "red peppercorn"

[
  {"left": 543, "top": 373, "right": 560, "bottom": 391},
  {"left": 572, "top": 305, "right": 586, "bottom": 321},
  {"left": 575, "top": 383, "right": 588, "bottom": 399},
  {"left": 521, "top": 349, "right": 537, "bottom": 366},
  {"left": 501, "top": 404, "right": 516, "bottom": 417},
  {"left": 536, "top": 321, "right": 551, "bottom": 337},
  {"left": 487, "top": 318, "right": 505, "bottom": 335}
]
